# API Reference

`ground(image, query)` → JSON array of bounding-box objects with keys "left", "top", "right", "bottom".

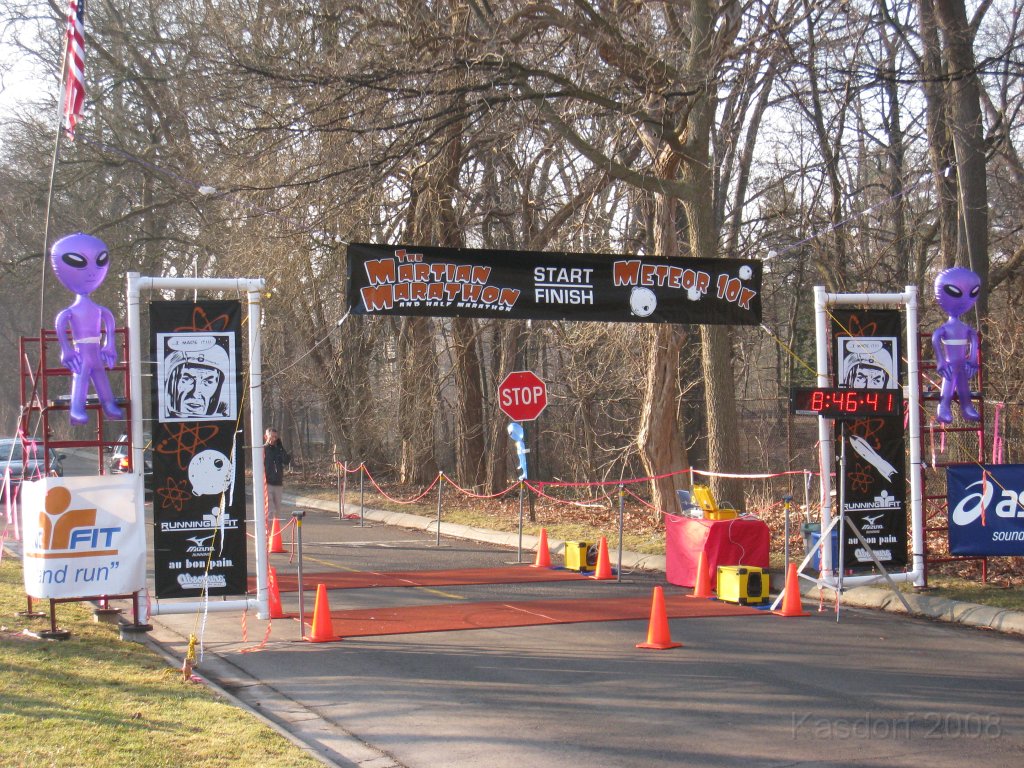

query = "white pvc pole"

[
  {"left": 246, "top": 287, "right": 269, "bottom": 618},
  {"left": 904, "top": 286, "right": 926, "bottom": 587},
  {"left": 127, "top": 273, "right": 146, "bottom": 519},
  {"left": 813, "top": 287, "right": 834, "bottom": 573},
  {"left": 149, "top": 598, "right": 258, "bottom": 616}
]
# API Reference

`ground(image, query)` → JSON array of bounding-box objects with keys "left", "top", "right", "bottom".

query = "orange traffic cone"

[
  {"left": 774, "top": 562, "right": 810, "bottom": 617},
  {"left": 269, "top": 517, "right": 285, "bottom": 554},
  {"left": 267, "top": 566, "right": 284, "bottom": 619},
  {"left": 532, "top": 528, "right": 552, "bottom": 568},
  {"left": 636, "top": 586, "right": 682, "bottom": 650},
  {"left": 687, "top": 550, "right": 713, "bottom": 599},
  {"left": 590, "top": 536, "right": 613, "bottom": 580},
  {"left": 304, "top": 584, "right": 337, "bottom": 642}
]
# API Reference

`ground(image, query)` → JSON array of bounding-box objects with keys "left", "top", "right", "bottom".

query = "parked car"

[
  {"left": 110, "top": 433, "right": 153, "bottom": 492},
  {"left": 0, "top": 438, "right": 65, "bottom": 485},
  {"left": 110, "top": 433, "right": 153, "bottom": 472}
]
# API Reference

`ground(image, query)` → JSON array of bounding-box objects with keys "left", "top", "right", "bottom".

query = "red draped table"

[{"left": 665, "top": 513, "right": 771, "bottom": 587}]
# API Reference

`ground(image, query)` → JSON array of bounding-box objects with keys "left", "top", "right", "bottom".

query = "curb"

[
  {"left": 289, "top": 490, "right": 1024, "bottom": 638},
  {"left": 134, "top": 626, "right": 405, "bottom": 768}
]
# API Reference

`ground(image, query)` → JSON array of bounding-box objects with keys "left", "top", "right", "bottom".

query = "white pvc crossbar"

[
  {"left": 126, "top": 273, "right": 269, "bottom": 618},
  {"left": 812, "top": 286, "right": 924, "bottom": 588}
]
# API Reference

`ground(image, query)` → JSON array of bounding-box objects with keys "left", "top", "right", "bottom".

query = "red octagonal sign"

[{"left": 497, "top": 370, "right": 548, "bottom": 422}]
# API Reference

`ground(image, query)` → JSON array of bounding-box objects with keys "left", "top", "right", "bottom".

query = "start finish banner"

[
  {"left": 947, "top": 464, "right": 1024, "bottom": 556},
  {"left": 347, "top": 243, "right": 762, "bottom": 325},
  {"left": 150, "top": 300, "right": 248, "bottom": 599}
]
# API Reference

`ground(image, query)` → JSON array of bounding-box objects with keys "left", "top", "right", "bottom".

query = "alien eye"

[
  {"left": 943, "top": 285, "right": 963, "bottom": 298},
  {"left": 96, "top": 250, "right": 109, "bottom": 267},
  {"left": 61, "top": 252, "right": 88, "bottom": 269},
  {"left": 969, "top": 285, "right": 981, "bottom": 297}
]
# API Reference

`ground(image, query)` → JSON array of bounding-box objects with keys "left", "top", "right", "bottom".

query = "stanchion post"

[
  {"left": 617, "top": 484, "right": 624, "bottom": 583},
  {"left": 517, "top": 480, "right": 525, "bottom": 563},
  {"left": 340, "top": 461, "right": 347, "bottom": 521},
  {"left": 436, "top": 471, "right": 443, "bottom": 547},
  {"left": 292, "top": 510, "right": 306, "bottom": 639},
  {"left": 359, "top": 463, "right": 365, "bottom": 527},
  {"left": 783, "top": 494, "right": 792, "bottom": 571}
]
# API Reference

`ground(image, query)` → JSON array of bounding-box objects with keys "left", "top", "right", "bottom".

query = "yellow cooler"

[
  {"left": 564, "top": 541, "right": 596, "bottom": 572},
  {"left": 716, "top": 565, "right": 769, "bottom": 606}
]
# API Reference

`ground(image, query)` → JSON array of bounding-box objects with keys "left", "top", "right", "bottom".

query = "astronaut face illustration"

[
  {"left": 188, "top": 449, "right": 233, "bottom": 496},
  {"left": 630, "top": 287, "right": 657, "bottom": 317}
]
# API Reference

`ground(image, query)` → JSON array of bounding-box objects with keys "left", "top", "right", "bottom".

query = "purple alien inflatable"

[
  {"left": 51, "top": 233, "right": 124, "bottom": 425},
  {"left": 931, "top": 266, "right": 981, "bottom": 424}
]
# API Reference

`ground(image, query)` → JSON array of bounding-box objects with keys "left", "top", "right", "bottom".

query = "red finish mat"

[
  {"left": 304, "top": 594, "right": 764, "bottom": 640},
  {"left": 263, "top": 566, "right": 591, "bottom": 593}
]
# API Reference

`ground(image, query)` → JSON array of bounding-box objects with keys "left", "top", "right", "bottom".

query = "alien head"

[
  {"left": 934, "top": 266, "right": 981, "bottom": 319},
  {"left": 50, "top": 232, "right": 110, "bottom": 296}
]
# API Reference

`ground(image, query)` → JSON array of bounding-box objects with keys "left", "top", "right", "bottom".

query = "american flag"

[{"left": 62, "top": 0, "right": 86, "bottom": 139}]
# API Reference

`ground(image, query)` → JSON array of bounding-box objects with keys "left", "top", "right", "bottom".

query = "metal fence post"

[
  {"left": 436, "top": 472, "right": 443, "bottom": 547},
  {"left": 517, "top": 480, "right": 525, "bottom": 563},
  {"left": 359, "top": 462, "right": 365, "bottom": 527},
  {"left": 292, "top": 510, "right": 306, "bottom": 639},
  {"left": 339, "top": 461, "right": 347, "bottom": 521},
  {"left": 617, "top": 484, "right": 624, "bottom": 583}
]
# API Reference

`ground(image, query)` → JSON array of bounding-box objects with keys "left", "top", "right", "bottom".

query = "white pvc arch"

[
  {"left": 812, "top": 286, "right": 925, "bottom": 590},
  {"left": 126, "top": 273, "right": 269, "bottom": 619}
]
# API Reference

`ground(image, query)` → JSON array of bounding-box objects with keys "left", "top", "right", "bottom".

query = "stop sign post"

[{"left": 498, "top": 370, "right": 547, "bottom": 422}]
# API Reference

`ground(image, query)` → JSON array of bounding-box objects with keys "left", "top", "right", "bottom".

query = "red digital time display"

[{"left": 789, "top": 387, "right": 903, "bottom": 418}]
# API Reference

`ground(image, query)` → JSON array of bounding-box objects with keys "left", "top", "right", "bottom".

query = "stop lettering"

[{"left": 497, "top": 371, "right": 548, "bottom": 421}]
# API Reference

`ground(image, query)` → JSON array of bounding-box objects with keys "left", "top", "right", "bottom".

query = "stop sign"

[{"left": 497, "top": 370, "right": 548, "bottom": 421}]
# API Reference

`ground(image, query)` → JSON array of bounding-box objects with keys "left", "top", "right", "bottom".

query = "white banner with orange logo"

[{"left": 20, "top": 476, "right": 146, "bottom": 599}]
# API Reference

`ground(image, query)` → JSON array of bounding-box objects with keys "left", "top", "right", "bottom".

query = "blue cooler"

[{"left": 801, "top": 523, "right": 839, "bottom": 572}]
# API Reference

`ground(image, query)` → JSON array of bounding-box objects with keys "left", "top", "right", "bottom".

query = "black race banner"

[
  {"left": 150, "top": 301, "right": 247, "bottom": 598},
  {"left": 831, "top": 309, "right": 907, "bottom": 570},
  {"left": 347, "top": 243, "right": 762, "bottom": 325}
]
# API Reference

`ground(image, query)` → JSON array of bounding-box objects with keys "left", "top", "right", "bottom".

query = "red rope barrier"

[
  {"left": 623, "top": 486, "right": 670, "bottom": 518},
  {"left": 361, "top": 465, "right": 441, "bottom": 504},
  {"left": 442, "top": 476, "right": 520, "bottom": 500},
  {"left": 331, "top": 460, "right": 819, "bottom": 511},
  {"left": 525, "top": 480, "right": 616, "bottom": 508}
]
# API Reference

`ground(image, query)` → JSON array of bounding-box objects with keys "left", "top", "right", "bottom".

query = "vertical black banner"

[
  {"left": 150, "top": 301, "right": 247, "bottom": 598},
  {"left": 832, "top": 309, "right": 908, "bottom": 570}
]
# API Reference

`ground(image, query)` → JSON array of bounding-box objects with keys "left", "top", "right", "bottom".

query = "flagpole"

[{"left": 40, "top": 19, "right": 73, "bottom": 333}]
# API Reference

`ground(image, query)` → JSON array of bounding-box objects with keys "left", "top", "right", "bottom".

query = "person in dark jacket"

[{"left": 263, "top": 428, "right": 290, "bottom": 518}]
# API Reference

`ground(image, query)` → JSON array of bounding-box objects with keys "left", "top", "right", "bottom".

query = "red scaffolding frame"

[{"left": 918, "top": 331, "right": 988, "bottom": 586}]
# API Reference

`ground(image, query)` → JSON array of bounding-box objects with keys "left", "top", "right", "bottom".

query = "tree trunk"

[
  {"left": 398, "top": 316, "right": 439, "bottom": 484},
  {"left": 918, "top": 0, "right": 966, "bottom": 271},
  {"left": 932, "top": 0, "right": 990, "bottom": 320},
  {"left": 636, "top": 187, "right": 688, "bottom": 516}
]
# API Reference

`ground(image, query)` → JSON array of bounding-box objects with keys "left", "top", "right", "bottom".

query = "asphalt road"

[{"left": 138, "top": 506, "right": 1024, "bottom": 768}]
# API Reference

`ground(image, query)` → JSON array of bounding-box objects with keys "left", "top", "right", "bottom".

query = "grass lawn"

[{"left": 0, "top": 553, "right": 325, "bottom": 768}]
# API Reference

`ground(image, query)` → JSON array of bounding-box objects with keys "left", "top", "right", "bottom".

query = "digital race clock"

[{"left": 789, "top": 387, "right": 904, "bottom": 418}]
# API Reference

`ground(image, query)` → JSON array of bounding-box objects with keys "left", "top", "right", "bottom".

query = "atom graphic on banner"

[{"left": 155, "top": 423, "right": 221, "bottom": 470}]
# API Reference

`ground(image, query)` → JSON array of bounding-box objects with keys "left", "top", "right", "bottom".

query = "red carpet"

[
  {"left": 262, "top": 566, "right": 590, "bottom": 593},
  {"left": 298, "top": 594, "right": 764, "bottom": 640}
]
